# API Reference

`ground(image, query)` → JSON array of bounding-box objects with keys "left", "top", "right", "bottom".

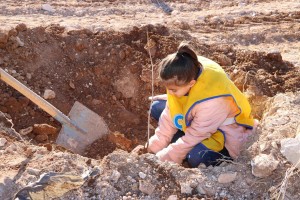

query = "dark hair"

[{"left": 159, "top": 42, "right": 202, "bottom": 86}]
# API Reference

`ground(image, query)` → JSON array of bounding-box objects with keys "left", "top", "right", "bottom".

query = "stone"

[
  {"left": 15, "top": 36, "right": 24, "bottom": 47},
  {"left": 218, "top": 172, "right": 237, "bottom": 184},
  {"left": 16, "top": 23, "right": 27, "bottom": 32},
  {"left": 110, "top": 170, "right": 121, "bottom": 183},
  {"left": 0, "top": 170, "right": 19, "bottom": 199},
  {"left": 113, "top": 72, "right": 139, "bottom": 99},
  {"left": 215, "top": 53, "right": 232, "bottom": 66},
  {"left": 69, "top": 81, "right": 75, "bottom": 89},
  {"left": 19, "top": 126, "right": 33, "bottom": 135},
  {"left": 267, "top": 50, "right": 282, "bottom": 61},
  {"left": 108, "top": 132, "right": 132, "bottom": 151},
  {"left": 0, "top": 138, "right": 7, "bottom": 147},
  {"left": 280, "top": 137, "right": 300, "bottom": 168},
  {"left": 42, "top": 4, "right": 55, "bottom": 12},
  {"left": 33, "top": 124, "right": 58, "bottom": 135},
  {"left": 27, "top": 167, "right": 41, "bottom": 176},
  {"left": 8, "top": 29, "right": 18, "bottom": 37},
  {"left": 167, "top": 195, "right": 178, "bottom": 200},
  {"left": 92, "top": 99, "right": 101, "bottom": 105},
  {"left": 139, "top": 180, "right": 155, "bottom": 195},
  {"left": 118, "top": 109, "right": 140, "bottom": 126},
  {"left": 251, "top": 154, "right": 279, "bottom": 178},
  {"left": 43, "top": 89, "right": 56, "bottom": 99},
  {"left": 35, "top": 134, "right": 48, "bottom": 142},
  {"left": 180, "top": 182, "right": 193, "bottom": 194},
  {"left": 138, "top": 172, "right": 146, "bottom": 179},
  {"left": 0, "top": 32, "right": 8, "bottom": 48}
]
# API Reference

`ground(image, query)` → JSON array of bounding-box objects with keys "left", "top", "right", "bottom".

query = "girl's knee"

[
  {"left": 186, "top": 149, "right": 206, "bottom": 168},
  {"left": 150, "top": 100, "right": 166, "bottom": 121}
]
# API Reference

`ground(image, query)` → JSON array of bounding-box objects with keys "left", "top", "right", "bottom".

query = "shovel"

[{"left": 0, "top": 68, "right": 109, "bottom": 154}]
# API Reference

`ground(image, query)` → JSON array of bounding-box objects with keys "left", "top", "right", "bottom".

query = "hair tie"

[{"left": 177, "top": 52, "right": 185, "bottom": 57}]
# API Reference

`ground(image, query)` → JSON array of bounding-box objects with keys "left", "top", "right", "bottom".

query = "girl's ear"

[{"left": 189, "top": 80, "right": 196, "bottom": 88}]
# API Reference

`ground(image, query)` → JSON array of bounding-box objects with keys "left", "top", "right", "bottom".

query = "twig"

[
  {"left": 242, "top": 71, "right": 250, "bottom": 93},
  {"left": 271, "top": 160, "right": 300, "bottom": 200},
  {"left": 145, "top": 30, "right": 155, "bottom": 149}
]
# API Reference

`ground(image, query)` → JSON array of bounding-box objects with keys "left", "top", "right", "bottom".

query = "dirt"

[{"left": 0, "top": 0, "right": 300, "bottom": 199}]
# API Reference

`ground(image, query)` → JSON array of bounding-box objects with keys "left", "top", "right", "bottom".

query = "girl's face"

[{"left": 166, "top": 80, "right": 196, "bottom": 97}]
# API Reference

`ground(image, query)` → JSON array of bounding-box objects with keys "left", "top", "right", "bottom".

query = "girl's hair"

[{"left": 159, "top": 42, "right": 202, "bottom": 86}]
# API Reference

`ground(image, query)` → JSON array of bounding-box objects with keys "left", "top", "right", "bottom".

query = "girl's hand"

[{"left": 148, "top": 94, "right": 167, "bottom": 101}]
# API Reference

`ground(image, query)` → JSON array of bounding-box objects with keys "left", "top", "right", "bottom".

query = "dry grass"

[{"left": 270, "top": 160, "right": 300, "bottom": 200}]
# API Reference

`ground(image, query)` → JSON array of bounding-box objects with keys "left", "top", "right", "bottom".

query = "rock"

[
  {"left": 8, "top": 29, "right": 18, "bottom": 37},
  {"left": 173, "top": 20, "right": 190, "bottom": 30},
  {"left": 16, "top": 23, "right": 27, "bottom": 32},
  {"left": 196, "top": 185, "right": 206, "bottom": 195},
  {"left": 214, "top": 53, "right": 232, "bottom": 66},
  {"left": 180, "top": 182, "right": 193, "bottom": 194},
  {"left": 43, "top": 89, "right": 56, "bottom": 99},
  {"left": 0, "top": 138, "right": 7, "bottom": 147},
  {"left": 4, "top": 143, "right": 17, "bottom": 153},
  {"left": 138, "top": 172, "right": 146, "bottom": 179},
  {"left": 19, "top": 126, "right": 33, "bottom": 135},
  {"left": 69, "top": 81, "right": 75, "bottom": 89},
  {"left": 26, "top": 73, "right": 32, "bottom": 80},
  {"left": 27, "top": 167, "right": 41, "bottom": 176},
  {"left": 267, "top": 50, "right": 282, "bottom": 62},
  {"left": 92, "top": 99, "right": 101, "bottom": 105},
  {"left": 113, "top": 72, "right": 139, "bottom": 99},
  {"left": 42, "top": 4, "right": 55, "bottom": 13},
  {"left": 251, "top": 154, "right": 279, "bottom": 178},
  {"left": 0, "top": 32, "right": 8, "bottom": 48},
  {"left": 211, "top": 16, "right": 222, "bottom": 24},
  {"left": 110, "top": 170, "right": 121, "bottom": 183},
  {"left": 280, "top": 137, "right": 300, "bottom": 168},
  {"left": 118, "top": 109, "right": 140, "bottom": 126},
  {"left": 33, "top": 124, "right": 58, "bottom": 135},
  {"left": 75, "top": 38, "right": 88, "bottom": 51},
  {"left": 9, "top": 36, "right": 24, "bottom": 48},
  {"left": 218, "top": 172, "right": 237, "bottom": 184},
  {"left": 35, "top": 134, "right": 48, "bottom": 142},
  {"left": 0, "top": 170, "right": 19, "bottom": 199},
  {"left": 139, "top": 180, "right": 155, "bottom": 195},
  {"left": 167, "top": 195, "right": 178, "bottom": 200},
  {"left": 119, "top": 50, "right": 126, "bottom": 60},
  {"left": 108, "top": 132, "right": 132, "bottom": 151}
]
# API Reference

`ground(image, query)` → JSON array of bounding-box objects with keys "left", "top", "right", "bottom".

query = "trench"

[{"left": 1, "top": 24, "right": 300, "bottom": 159}]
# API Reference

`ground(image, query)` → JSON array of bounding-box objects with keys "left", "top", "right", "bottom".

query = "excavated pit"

[
  {"left": 1, "top": 23, "right": 300, "bottom": 199},
  {"left": 1, "top": 0, "right": 300, "bottom": 198},
  {"left": 0, "top": 24, "right": 300, "bottom": 158}
]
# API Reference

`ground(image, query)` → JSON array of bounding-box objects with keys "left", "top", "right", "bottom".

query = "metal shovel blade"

[{"left": 56, "top": 101, "right": 109, "bottom": 154}]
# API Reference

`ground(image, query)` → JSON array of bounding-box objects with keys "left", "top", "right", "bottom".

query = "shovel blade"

[{"left": 56, "top": 101, "right": 109, "bottom": 154}]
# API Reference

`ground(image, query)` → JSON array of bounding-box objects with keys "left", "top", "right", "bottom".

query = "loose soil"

[{"left": 0, "top": 0, "right": 299, "bottom": 199}]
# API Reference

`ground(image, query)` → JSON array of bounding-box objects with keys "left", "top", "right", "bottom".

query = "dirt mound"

[{"left": 1, "top": 90, "right": 300, "bottom": 199}]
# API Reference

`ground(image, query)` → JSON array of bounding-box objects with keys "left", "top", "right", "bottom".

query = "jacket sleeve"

[
  {"left": 147, "top": 104, "right": 178, "bottom": 153},
  {"left": 156, "top": 97, "right": 233, "bottom": 164}
]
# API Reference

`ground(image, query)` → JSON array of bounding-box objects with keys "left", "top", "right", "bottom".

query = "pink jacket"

[{"left": 148, "top": 96, "right": 257, "bottom": 164}]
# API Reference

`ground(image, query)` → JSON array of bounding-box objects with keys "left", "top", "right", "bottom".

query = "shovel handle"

[{"left": 0, "top": 68, "right": 77, "bottom": 129}]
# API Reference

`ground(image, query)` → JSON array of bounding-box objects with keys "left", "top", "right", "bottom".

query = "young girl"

[{"left": 148, "top": 42, "right": 257, "bottom": 167}]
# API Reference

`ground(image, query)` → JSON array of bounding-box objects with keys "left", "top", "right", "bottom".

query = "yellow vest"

[{"left": 167, "top": 56, "right": 254, "bottom": 151}]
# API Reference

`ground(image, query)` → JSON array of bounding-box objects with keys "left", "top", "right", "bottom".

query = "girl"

[{"left": 148, "top": 42, "right": 257, "bottom": 167}]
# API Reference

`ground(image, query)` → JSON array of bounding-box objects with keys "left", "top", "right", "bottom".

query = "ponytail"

[{"left": 159, "top": 42, "right": 202, "bottom": 86}]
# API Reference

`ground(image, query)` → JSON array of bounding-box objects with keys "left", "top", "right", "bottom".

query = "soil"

[{"left": 0, "top": 0, "right": 299, "bottom": 199}]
